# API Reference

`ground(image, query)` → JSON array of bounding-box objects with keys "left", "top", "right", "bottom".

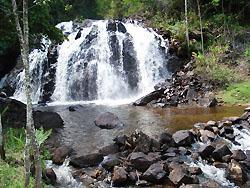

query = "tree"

[
  {"left": 184, "top": 0, "right": 190, "bottom": 51},
  {"left": 11, "top": 0, "right": 42, "bottom": 187},
  {"left": 196, "top": 0, "right": 204, "bottom": 54}
]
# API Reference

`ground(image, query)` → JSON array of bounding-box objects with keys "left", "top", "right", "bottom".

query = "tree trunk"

[
  {"left": 0, "top": 114, "right": 5, "bottom": 160},
  {"left": 196, "top": 0, "right": 204, "bottom": 54},
  {"left": 11, "top": 0, "right": 42, "bottom": 187},
  {"left": 185, "top": 0, "right": 190, "bottom": 51}
]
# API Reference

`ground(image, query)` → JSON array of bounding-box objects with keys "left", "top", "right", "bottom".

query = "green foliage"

[
  {"left": 0, "top": 127, "right": 52, "bottom": 187},
  {"left": 194, "top": 42, "right": 242, "bottom": 85},
  {"left": 219, "top": 82, "right": 250, "bottom": 104},
  {"left": 36, "top": 128, "right": 52, "bottom": 147},
  {"left": 245, "top": 46, "right": 250, "bottom": 58},
  {"left": 0, "top": 160, "right": 36, "bottom": 188}
]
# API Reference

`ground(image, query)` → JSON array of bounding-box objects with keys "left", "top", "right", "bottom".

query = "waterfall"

[{"left": 11, "top": 20, "right": 170, "bottom": 105}]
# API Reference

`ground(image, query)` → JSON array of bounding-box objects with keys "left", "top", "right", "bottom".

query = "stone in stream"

[
  {"left": 52, "top": 146, "right": 72, "bottom": 165},
  {"left": 142, "top": 162, "right": 166, "bottom": 182},
  {"left": 70, "top": 152, "right": 104, "bottom": 168},
  {"left": 112, "top": 166, "right": 128, "bottom": 187},
  {"left": 219, "top": 126, "right": 234, "bottom": 136},
  {"left": 94, "top": 112, "right": 123, "bottom": 129},
  {"left": 231, "top": 150, "right": 247, "bottom": 161},
  {"left": 244, "top": 107, "right": 250, "bottom": 112},
  {"left": 43, "top": 168, "right": 57, "bottom": 185},
  {"left": 129, "top": 152, "right": 159, "bottom": 172},
  {"left": 212, "top": 144, "right": 232, "bottom": 161},
  {"left": 168, "top": 166, "right": 194, "bottom": 186},
  {"left": 227, "top": 159, "right": 248, "bottom": 185},
  {"left": 172, "top": 130, "right": 194, "bottom": 146},
  {"left": 198, "top": 144, "right": 215, "bottom": 159},
  {"left": 129, "top": 131, "right": 161, "bottom": 153},
  {"left": 101, "top": 154, "right": 121, "bottom": 171},
  {"left": 159, "top": 132, "right": 173, "bottom": 145},
  {"left": 133, "top": 90, "right": 163, "bottom": 106},
  {"left": 0, "top": 97, "right": 64, "bottom": 129}
]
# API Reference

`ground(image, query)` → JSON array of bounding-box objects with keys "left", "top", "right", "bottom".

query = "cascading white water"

[
  {"left": 11, "top": 20, "right": 170, "bottom": 105},
  {"left": 12, "top": 38, "right": 51, "bottom": 103}
]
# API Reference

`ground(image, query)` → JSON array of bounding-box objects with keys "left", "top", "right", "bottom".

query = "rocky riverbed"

[{"left": 46, "top": 106, "right": 250, "bottom": 188}]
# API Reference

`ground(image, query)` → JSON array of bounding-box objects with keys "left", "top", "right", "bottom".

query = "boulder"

[
  {"left": 133, "top": 90, "right": 163, "bottom": 106},
  {"left": 244, "top": 107, "right": 250, "bottom": 112},
  {"left": 169, "top": 167, "right": 194, "bottom": 186},
  {"left": 94, "top": 112, "right": 123, "bottom": 129},
  {"left": 202, "top": 180, "right": 220, "bottom": 188},
  {"left": 199, "top": 130, "right": 216, "bottom": 142},
  {"left": 129, "top": 152, "right": 158, "bottom": 172},
  {"left": 212, "top": 144, "right": 232, "bottom": 161},
  {"left": 43, "top": 168, "right": 57, "bottom": 185},
  {"left": 99, "top": 144, "right": 119, "bottom": 156},
  {"left": 112, "top": 166, "right": 128, "bottom": 186},
  {"left": 172, "top": 130, "right": 194, "bottom": 146},
  {"left": 219, "top": 126, "right": 234, "bottom": 137},
  {"left": 227, "top": 159, "right": 247, "bottom": 185},
  {"left": 129, "top": 131, "right": 160, "bottom": 153},
  {"left": 142, "top": 162, "right": 166, "bottom": 182},
  {"left": 101, "top": 155, "right": 121, "bottom": 171},
  {"left": 34, "top": 110, "right": 64, "bottom": 129},
  {"left": 0, "top": 98, "right": 64, "bottom": 129},
  {"left": 52, "top": 146, "right": 72, "bottom": 165},
  {"left": 70, "top": 152, "right": 103, "bottom": 168},
  {"left": 159, "top": 132, "right": 173, "bottom": 145},
  {"left": 231, "top": 150, "right": 247, "bottom": 161},
  {"left": 117, "top": 22, "right": 126, "bottom": 33},
  {"left": 198, "top": 144, "right": 215, "bottom": 159}
]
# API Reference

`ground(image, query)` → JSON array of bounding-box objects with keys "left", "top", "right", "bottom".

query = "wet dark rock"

[
  {"left": 189, "top": 167, "right": 202, "bottom": 175},
  {"left": 212, "top": 144, "right": 232, "bottom": 161},
  {"left": 0, "top": 92, "right": 7, "bottom": 98},
  {"left": 227, "top": 159, "right": 247, "bottom": 185},
  {"left": 34, "top": 110, "right": 64, "bottom": 129},
  {"left": 231, "top": 150, "right": 247, "bottom": 161},
  {"left": 107, "top": 20, "right": 117, "bottom": 32},
  {"left": 112, "top": 166, "right": 128, "bottom": 186},
  {"left": 133, "top": 90, "right": 163, "bottom": 106},
  {"left": 219, "top": 126, "right": 234, "bottom": 136},
  {"left": 44, "top": 168, "right": 57, "bottom": 185},
  {"left": 130, "top": 131, "right": 160, "bottom": 153},
  {"left": 70, "top": 152, "right": 103, "bottom": 168},
  {"left": 52, "top": 146, "right": 72, "bottom": 165},
  {"left": 224, "top": 133, "right": 235, "bottom": 141},
  {"left": 117, "top": 22, "right": 126, "bottom": 33},
  {"left": 244, "top": 107, "right": 250, "bottom": 112},
  {"left": 172, "top": 130, "right": 194, "bottom": 146},
  {"left": 169, "top": 167, "right": 194, "bottom": 186},
  {"left": 113, "top": 135, "right": 128, "bottom": 147},
  {"left": 199, "top": 129, "right": 216, "bottom": 142},
  {"left": 213, "top": 162, "right": 228, "bottom": 169},
  {"left": 161, "top": 152, "right": 176, "bottom": 160},
  {"left": 68, "top": 106, "right": 77, "bottom": 112},
  {"left": 75, "top": 28, "right": 82, "bottom": 40},
  {"left": 129, "top": 152, "right": 158, "bottom": 172},
  {"left": 94, "top": 112, "right": 123, "bottom": 129},
  {"left": 159, "top": 132, "right": 173, "bottom": 145},
  {"left": 0, "top": 98, "right": 64, "bottom": 129},
  {"left": 99, "top": 144, "right": 119, "bottom": 156},
  {"left": 222, "top": 155, "right": 231, "bottom": 163},
  {"left": 142, "top": 162, "right": 166, "bottom": 182},
  {"left": 198, "top": 144, "right": 215, "bottom": 159},
  {"left": 101, "top": 154, "right": 121, "bottom": 171}
]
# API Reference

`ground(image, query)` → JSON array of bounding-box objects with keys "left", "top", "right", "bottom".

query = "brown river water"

[{"left": 40, "top": 104, "right": 246, "bottom": 156}]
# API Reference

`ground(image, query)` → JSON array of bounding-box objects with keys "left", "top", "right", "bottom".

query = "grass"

[
  {"left": 0, "top": 128, "right": 52, "bottom": 188},
  {"left": 218, "top": 81, "right": 250, "bottom": 105}
]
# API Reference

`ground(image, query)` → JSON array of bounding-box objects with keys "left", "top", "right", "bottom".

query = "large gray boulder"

[{"left": 94, "top": 112, "right": 123, "bottom": 129}]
